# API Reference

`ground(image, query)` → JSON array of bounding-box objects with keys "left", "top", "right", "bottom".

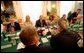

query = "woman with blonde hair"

[{"left": 24, "top": 15, "right": 33, "bottom": 27}]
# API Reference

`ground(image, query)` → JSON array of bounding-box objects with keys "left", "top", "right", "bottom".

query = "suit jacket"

[
  {"left": 67, "top": 12, "right": 78, "bottom": 22},
  {"left": 7, "top": 22, "right": 21, "bottom": 32},
  {"left": 18, "top": 44, "right": 52, "bottom": 53},
  {"left": 35, "top": 19, "right": 47, "bottom": 28},
  {"left": 50, "top": 30, "right": 81, "bottom": 52}
]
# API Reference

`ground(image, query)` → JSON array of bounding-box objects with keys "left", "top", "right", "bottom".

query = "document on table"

[
  {"left": 79, "top": 28, "right": 83, "bottom": 30},
  {"left": 47, "top": 35, "right": 51, "bottom": 38},
  {"left": 16, "top": 32, "right": 20, "bottom": 36},
  {"left": 41, "top": 38, "right": 48, "bottom": 43},
  {"left": 17, "top": 42, "right": 25, "bottom": 50},
  {"left": 6, "top": 34, "right": 15, "bottom": 37}
]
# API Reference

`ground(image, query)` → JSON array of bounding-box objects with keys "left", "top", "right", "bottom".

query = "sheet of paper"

[
  {"left": 47, "top": 35, "right": 51, "bottom": 38},
  {"left": 41, "top": 27, "right": 45, "bottom": 30},
  {"left": 41, "top": 38, "right": 48, "bottom": 43},
  {"left": 79, "top": 28, "right": 83, "bottom": 30},
  {"left": 16, "top": 32, "right": 20, "bottom": 36},
  {"left": 13, "top": 37, "right": 19, "bottom": 39},
  {"left": 17, "top": 42, "right": 25, "bottom": 50},
  {"left": 6, "top": 34, "right": 15, "bottom": 37}
]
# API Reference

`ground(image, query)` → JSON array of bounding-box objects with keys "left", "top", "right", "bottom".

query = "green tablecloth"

[
  {"left": 68, "top": 23, "right": 83, "bottom": 32},
  {"left": 1, "top": 23, "right": 83, "bottom": 52},
  {"left": 1, "top": 31, "right": 51, "bottom": 52}
]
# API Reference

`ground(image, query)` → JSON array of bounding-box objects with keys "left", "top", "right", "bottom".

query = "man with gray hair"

[{"left": 50, "top": 18, "right": 82, "bottom": 52}]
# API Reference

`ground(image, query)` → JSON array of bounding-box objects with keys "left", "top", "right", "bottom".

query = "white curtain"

[
  {"left": 60, "top": 1, "right": 75, "bottom": 18},
  {"left": 20, "top": 1, "right": 43, "bottom": 26}
]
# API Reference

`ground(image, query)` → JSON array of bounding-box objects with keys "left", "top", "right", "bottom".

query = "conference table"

[
  {"left": 1, "top": 24, "right": 83, "bottom": 52},
  {"left": 1, "top": 26, "right": 57, "bottom": 52}
]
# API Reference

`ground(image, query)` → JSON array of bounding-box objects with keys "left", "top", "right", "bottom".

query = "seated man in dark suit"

[
  {"left": 19, "top": 26, "right": 52, "bottom": 53},
  {"left": 7, "top": 17, "right": 21, "bottom": 32},
  {"left": 67, "top": 9, "right": 81, "bottom": 23},
  {"left": 35, "top": 15, "right": 47, "bottom": 28},
  {"left": 50, "top": 18, "right": 82, "bottom": 52}
]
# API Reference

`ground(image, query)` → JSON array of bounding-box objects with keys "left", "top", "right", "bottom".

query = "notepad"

[{"left": 41, "top": 38, "right": 48, "bottom": 43}]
